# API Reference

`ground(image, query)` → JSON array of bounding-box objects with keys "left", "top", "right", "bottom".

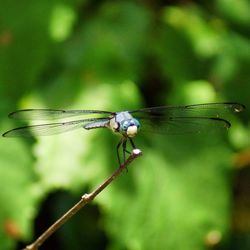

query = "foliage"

[{"left": 0, "top": 1, "right": 249, "bottom": 250}]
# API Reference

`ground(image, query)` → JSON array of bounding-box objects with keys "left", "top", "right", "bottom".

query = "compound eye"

[
  {"left": 121, "top": 121, "right": 129, "bottom": 131},
  {"left": 134, "top": 119, "right": 140, "bottom": 128}
]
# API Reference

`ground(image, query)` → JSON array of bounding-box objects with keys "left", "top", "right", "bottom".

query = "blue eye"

[
  {"left": 134, "top": 119, "right": 140, "bottom": 128},
  {"left": 120, "top": 119, "right": 140, "bottom": 132},
  {"left": 121, "top": 121, "right": 130, "bottom": 130}
]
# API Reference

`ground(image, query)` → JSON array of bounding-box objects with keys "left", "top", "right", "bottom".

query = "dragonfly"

[{"left": 2, "top": 102, "right": 245, "bottom": 165}]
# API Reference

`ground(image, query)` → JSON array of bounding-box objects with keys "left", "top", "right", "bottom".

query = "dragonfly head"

[{"left": 120, "top": 119, "right": 140, "bottom": 137}]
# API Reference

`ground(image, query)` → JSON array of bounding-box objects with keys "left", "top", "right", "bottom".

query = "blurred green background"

[{"left": 0, "top": 0, "right": 250, "bottom": 250}]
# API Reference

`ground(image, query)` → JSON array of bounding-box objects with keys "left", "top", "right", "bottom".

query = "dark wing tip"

[
  {"left": 231, "top": 103, "right": 246, "bottom": 112},
  {"left": 8, "top": 109, "right": 32, "bottom": 119},
  {"left": 2, "top": 130, "right": 11, "bottom": 137},
  {"left": 210, "top": 117, "right": 231, "bottom": 129},
  {"left": 8, "top": 111, "right": 17, "bottom": 119},
  {"left": 2, "top": 127, "right": 33, "bottom": 137},
  {"left": 7, "top": 110, "right": 29, "bottom": 119}
]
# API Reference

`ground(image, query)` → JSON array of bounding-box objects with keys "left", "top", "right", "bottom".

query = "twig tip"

[{"left": 132, "top": 148, "right": 142, "bottom": 155}]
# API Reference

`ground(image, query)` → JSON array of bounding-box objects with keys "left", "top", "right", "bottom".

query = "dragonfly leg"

[
  {"left": 122, "top": 139, "right": 130, "bottom": 164},
  {"left": 129, "top": 138, "right": 136, "bottom": 149},
  {"left": 122, "top": 139, "right": 131, "bottom": 171},
  {"left": 116, "top": 137, "right": 134, "bottom": 167},
  {"left": 116, "top": 138, "right": 123, "bottom": 166}
]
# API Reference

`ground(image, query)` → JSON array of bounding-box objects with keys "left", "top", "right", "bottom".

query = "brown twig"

[{"left": 23, "top": 149, "right": 142, "bottom": 250}]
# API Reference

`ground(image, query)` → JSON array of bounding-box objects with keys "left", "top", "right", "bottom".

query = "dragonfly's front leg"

[
  {"left": 116, "top": 137, "right": 135, "bottom": 166},
  {"left": 122, "top": 139, "right": 128, "bottom": 164},
  {"left": 129, "top": 138, "right": 136, "bottom": 150},
  {"left": 116, "top": 138, "right": 123, "bottom": 166},
  {"left": 116, "top": 137, "right": 131, "bottom": 166}
]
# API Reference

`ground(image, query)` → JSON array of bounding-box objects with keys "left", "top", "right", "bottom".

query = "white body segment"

[{"left": 109, "top": 117, "right": 119, "bottom": 132}]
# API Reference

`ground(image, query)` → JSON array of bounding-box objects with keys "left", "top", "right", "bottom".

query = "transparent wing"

[
  {"left": 8, "top": 109, "right": 113, "bottom": 120},
  {"left": 138, "top": 116, "right": 231, "bottom": 135},
  {"left": 130, "top": 103, "right": 245, "bottom": 119},
  {"left": 2, "top": 118, "right": 109, "bottom": 137}
]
